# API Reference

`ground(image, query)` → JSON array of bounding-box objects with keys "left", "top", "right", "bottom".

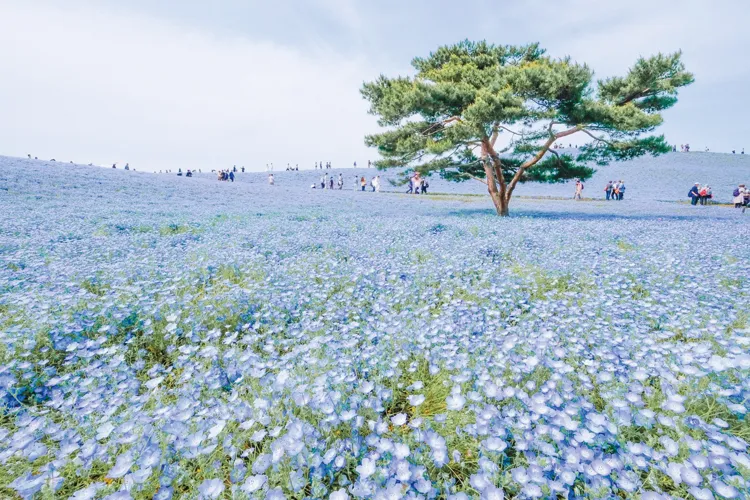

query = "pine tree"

[{"left": 361, "top": 41, "right": 693, "bottom": 215}]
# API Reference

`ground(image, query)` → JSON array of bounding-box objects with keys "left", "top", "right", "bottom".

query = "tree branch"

[
  {"left": 499, "top": 125, "right": 523, "bottom": 136},
  {"left": 618, "top": 87, "right": 651, "bottom": 106},
  {"left": 581, "top": 128, "right": 616, "bottom": 147},
  {"left": 421, "top": 116, "right": 463, "bottom": 137},
  {"left": 489, "top": 124, "right": 499, "bottom": 147},
  {"left": 468, "top": 173, "right": 488, "bottom": 185},
  {"left": 505, "top": 125, "right": 580, "bottom": 200}
]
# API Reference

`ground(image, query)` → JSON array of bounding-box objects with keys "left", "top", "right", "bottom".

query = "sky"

[{"left": 1, "top": 0, "right": 748, "bottom": 172}]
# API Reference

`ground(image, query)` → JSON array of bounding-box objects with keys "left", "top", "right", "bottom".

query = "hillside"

[{"left": 6, "top": 151, "right": 747, "bottom": 203}]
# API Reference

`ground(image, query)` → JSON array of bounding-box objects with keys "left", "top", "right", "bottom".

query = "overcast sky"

[{"left": 1, "top": 0, "right": 748, "bottom": 172}]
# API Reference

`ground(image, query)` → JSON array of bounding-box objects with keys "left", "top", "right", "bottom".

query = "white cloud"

[{"left": 0, "top": 1, "right": 379, "bottom": 171}]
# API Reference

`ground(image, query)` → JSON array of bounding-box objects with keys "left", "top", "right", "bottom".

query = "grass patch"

[{"left": 159, "top": 223, "right": 193, "bottom": 236}]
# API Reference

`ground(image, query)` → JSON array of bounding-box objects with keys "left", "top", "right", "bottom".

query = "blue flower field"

[{"left": 0, "top": 156, "right": 749, "bottom": 499}]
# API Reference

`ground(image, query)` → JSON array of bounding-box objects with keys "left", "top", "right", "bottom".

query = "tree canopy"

[{"left": 361, "top": 41, "right": 694, "bottom": 215}]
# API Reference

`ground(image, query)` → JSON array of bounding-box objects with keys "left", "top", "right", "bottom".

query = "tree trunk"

[
  {"left": 489, "top": 191, "right": 510, "bottom": 216},
  {"left": 482, "top": 140, "right": 511, "bottom": 217}
]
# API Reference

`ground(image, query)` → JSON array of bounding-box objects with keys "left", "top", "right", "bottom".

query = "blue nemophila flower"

[
  {"left": 107, "top": 452, "right": 134, "bottom": 479},
  {"left": 241, "top": 474, "right": 267, "bottom": 493},
  {"left": 197, "top": 478, "right": 224, "bottom": 499}
]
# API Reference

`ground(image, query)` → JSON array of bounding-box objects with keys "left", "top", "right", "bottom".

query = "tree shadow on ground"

[{"left": 446, "top": 207, "right": 744, "bottom": 222}]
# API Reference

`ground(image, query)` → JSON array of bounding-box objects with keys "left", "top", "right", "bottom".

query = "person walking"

[
  {"left": 374, "top": 175, "right": 381, "bottom": 192},
  {"left": 337, "top": 173, "right": 344, "bottom": 190},
  {"left": 688, "top": 183, "right": 701, "bottom": 205},
  {"left": 574, "top": 179, "right": 584, "bottom": 200},
  {"left": 360, "top": 176, "right": 367, "bottom": 191},
  {"left": 229, "top": 171, "right": 235, "bottom": 182},
  {"left": 421, "top": 178, "right": 428, "bottom": 194},
  {"left": 353, "top": 175, "right": 359, "bottom": 190},
  {"left": 329, "top": 176, "right": 334, "bottom": 190}
]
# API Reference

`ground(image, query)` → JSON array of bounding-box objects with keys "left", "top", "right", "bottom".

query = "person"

[
  {"left": 733, "top": 150, "right": 736, "bottom": 154},
  {"left": 242, "top": 166, "right": 245, "bottom": 173},
  {"left": 233, "top": 166, "right": 237, "bottom": 173},
  {"left": 177, "top": 169, "right": 183, "bottom": 176},
  {"left": 733, "top": 184, "right": 746, "bottom": 208},
  {"left": 314, "top": 162, "right": 318, "bottom": 170},
  {"left": 27, "top": 154, "right": 31, "bottom": 159},
  {"left": 268, "top": 173, "right": 275, "bottom": 185},
  {"left": 604, "top": 181, "right": 612, "bottom": 200},
  {"left": 421, "top": 177, "right": 428, "bottom": 194},
  {"left": 370, "top": 176, "right": 376, "bottom": 192},
  {"left": 688, "top": 182, "right": 700, "bottom": 205},
  {"left": 337, "top": 173, "right": 344, "bottom": 190},
  {"left": 742, "top": 149, "right": 745, "bottom": 155},
  {"left": 112, "top": 163, "right": 116, "bottom": 168},
  {"left": 574, "top": 179, "right": 584, "bottom": 200},
  {"left": 186, "top": 170, "right": 193, "bottom": 177},
  {"left": 374, "top": 175, "right": 381, "bottom": 193},
  {"left": 354, "top": 176, "right": 359, "bottom": 190},
  {"left": 413, "top": 175, "right": 422, "bottom": 194},
  {"left": 360, "top": 176, "right": 366, "bottom": 191},
  {"left": 295, "top": 165, "right": 299, "bottom": 171},
  {"left": 320, "top": 174, "right": 326, "bottom": 189},
  {"left": 672, "top": 145, "right": 677, "bottom": 152},
  {"left": 698, "top": 184, "right": 708, "bottom": 205},
  {"left": 368, "top": 160, "right": 371, "bottom": 168},
  {"left": 229, "top": 171, "right": 235, "bottom": 182},
  {"left": 611, "top": 181, "right": 620, "bottom": 200},
  {"left": 329, "top": 176, "right": 334, "bottom": 190},
  {"left": 617, "top": 180, "right": 625, "bottom": 200},
  {"left": 406, "top": 177, "right": 414, "bottom": 194}
]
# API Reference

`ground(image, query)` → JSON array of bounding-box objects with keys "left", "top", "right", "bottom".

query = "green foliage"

[
  {"left": 362, "top": 40, "right": 692, "bottom": 214},
  {"left": 158, "top": 223, "right": 192, "bottom": 236}
]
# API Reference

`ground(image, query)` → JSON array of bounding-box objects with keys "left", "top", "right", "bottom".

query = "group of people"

[
  {"left": 603, "top": 180, "right": 626, "bottom": 200},
  {"left": 312, "top": 172, "right": 343, "bottom": 189},
  {"left": 406, "top": 173, "right": 428, "bottom": 194},
  {"left": 217, "top": 169, "right": 235, "bottom": 182},
  {"left": 308, "top": 173, "right": 382, "bottom": 192},
  {"left": 687, "top": 183, "right": 713, "bottom": 205}
]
